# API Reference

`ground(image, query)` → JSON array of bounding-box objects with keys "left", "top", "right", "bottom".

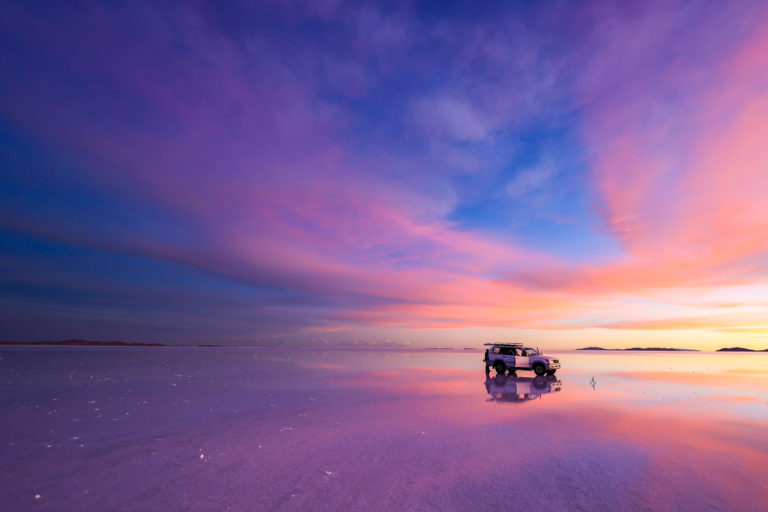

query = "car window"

[{"left": 492, "top": 347, "right": 500, "bottom": 354}]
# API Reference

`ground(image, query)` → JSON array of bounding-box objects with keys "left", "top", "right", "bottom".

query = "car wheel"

[
  {"left": 533, "top": 363, "right": 546, "bottom": 376},
  {"left": 494, "top": 361, "right": 506, "bottom": 374}
]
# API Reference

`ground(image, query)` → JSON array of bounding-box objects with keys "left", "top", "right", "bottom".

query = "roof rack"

[{"left": 483, "top": 342, "right": 524, "bottom": 347}]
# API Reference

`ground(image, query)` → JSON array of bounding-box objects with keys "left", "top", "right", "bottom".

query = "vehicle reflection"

[{"left": 484, "top": 373, "right": 562, "bottom": 404}]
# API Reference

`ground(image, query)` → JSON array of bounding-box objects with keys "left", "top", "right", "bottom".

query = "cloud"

[
  {"left": 2, "top": 1, "right": 768, "bottom": 346},
  {"left": 506, "top": 158, "right": 558, "bottom": 197},
  {"left": 600, "top": 315, "right": 768, "bottom": 331},
  {"left": 410, "top": 95, "right": 494, "bottom": 142}
]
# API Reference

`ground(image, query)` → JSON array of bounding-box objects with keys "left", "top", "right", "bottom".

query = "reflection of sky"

[
  {"left": 321, "top": 350, "right": 768, "bottom": 420},
  {"left": 538, "top": 351, "right": 768, "bottom": 420},
  {"left": 2, "top": 348, "right": 768, "bottom": 510}
]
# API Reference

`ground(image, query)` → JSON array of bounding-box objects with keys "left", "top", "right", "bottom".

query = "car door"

[
  {"left": 515, "top": 348, "right": 530, "bottom": 369},
  {"left": 503, "top": 347, "right": 517, "bottom": 368},
  {"left": 496, "top": 347, "right": 515, "bottom": 367}
]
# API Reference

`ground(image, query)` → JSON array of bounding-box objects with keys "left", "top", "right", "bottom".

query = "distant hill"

[
  {"left": 0, "top": 338, "right": 167, "bottom": 347},
  {"left": 0, "top": 339, "right": 234, "bottom": 348},
  {"left": 717, "top": 347, "right": 768, "bottom": 352},
  {"left": 577, "top": 346, "right": 699, "bottom": 351}
]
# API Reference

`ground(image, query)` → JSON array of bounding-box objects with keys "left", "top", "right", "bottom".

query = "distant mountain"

[
  {"left": 577, "top": 346, "right": 698, "bottom": 351},
  {"left": 717, "top": 347, "right": 768, "bottom": 352},
  {"left": 0, "top": 339, "right": 231, "bottom": 348},
  {"left": 0, "top": 339, "right": 167, "bottom": 347}
]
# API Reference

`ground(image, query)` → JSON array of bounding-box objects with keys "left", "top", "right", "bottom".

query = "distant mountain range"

[
  {"left": 579, "top": 346, "right": 768, "bottom": 352},
  {"left": 577, "top": 347, "right": 699, "bottom": 351},
  {"left": 716, "top": 347, "right": 768, "bottom": 352},
  {"left": 0, "top": 339, "right": 217, "bottom": 348}
]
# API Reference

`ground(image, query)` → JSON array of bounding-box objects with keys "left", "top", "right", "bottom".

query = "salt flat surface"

[{"left": 2, "top": 347, "right": 768, "bottom": 511}]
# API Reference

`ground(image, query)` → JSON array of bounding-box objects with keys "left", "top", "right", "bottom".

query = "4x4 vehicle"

[{"left": 483, "top": 342, "right": 560, "bottom": 376}]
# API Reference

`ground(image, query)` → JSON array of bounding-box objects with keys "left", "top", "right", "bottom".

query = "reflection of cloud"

[
  {"left": 606, "top": 370, "right": 768, "bottom": 389},
  {"left": 337, "top": 369, "right": 478, "bottom": 397},
  {"left": 696, "top": 394, "right": 764, "bottom": 404},
  {"left": 723, "top": 368, "right": 768, "bottom": 376}
]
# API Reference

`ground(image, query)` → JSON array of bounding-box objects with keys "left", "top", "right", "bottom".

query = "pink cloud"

[{"left": 507, "top": 12, "right": 768, "bottom": 299}]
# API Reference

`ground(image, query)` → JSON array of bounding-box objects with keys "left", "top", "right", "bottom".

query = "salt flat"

[{"left": 2, "top": 347, "right": 767, "bottom": 511}]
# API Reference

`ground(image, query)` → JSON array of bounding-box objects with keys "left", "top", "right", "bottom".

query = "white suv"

[{"left": 483, "top": 342, "right": 560, "bottom": 376}]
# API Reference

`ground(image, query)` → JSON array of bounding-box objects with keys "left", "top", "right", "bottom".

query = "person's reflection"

[{"left": 484, "top": 373, "right": 562, "bottom": 404}]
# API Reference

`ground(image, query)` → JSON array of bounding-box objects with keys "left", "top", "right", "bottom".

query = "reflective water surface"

[{"left": 2, "top": 347, "right": 767, "bottom": 511}]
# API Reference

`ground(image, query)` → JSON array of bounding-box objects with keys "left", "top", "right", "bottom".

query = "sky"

[{"left": 2, "top": 0, "right": 768, "bottom": 349}]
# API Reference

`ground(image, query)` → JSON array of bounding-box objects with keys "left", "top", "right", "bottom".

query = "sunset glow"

[{"left": 2, "top": 1, "right": 768, "bottom": 348}]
